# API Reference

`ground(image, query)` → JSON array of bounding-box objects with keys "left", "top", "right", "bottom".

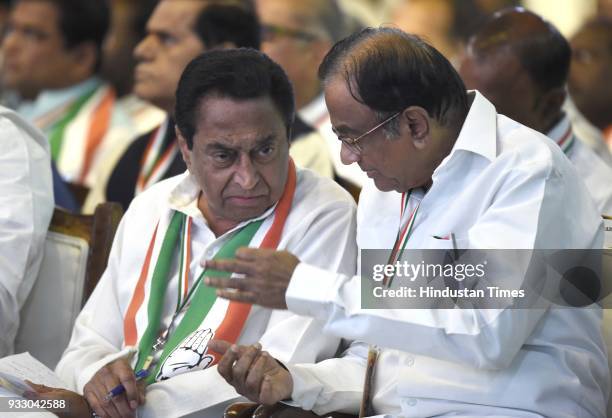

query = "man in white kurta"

[
  {"left": 0, "top": 106, "right": 54, "bottom": 357},
  {"left": 2, "top": 0, "right": 136, "bottom": 188},
  {"left": 53, "top": 49, "right": 357, "bottom": 418},
  {"left": 205, "top": 28, "right": 609, "bottom": 418}
]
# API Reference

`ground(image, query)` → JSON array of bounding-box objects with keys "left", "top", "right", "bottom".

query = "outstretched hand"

[
  {"left": 203, "top": 248, "right": 300, "bottom": 310},
  {"left": 209, "top": 340, "right": 293, "bottom": 405}
]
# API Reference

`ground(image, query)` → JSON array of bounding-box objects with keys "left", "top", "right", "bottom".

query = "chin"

[{"left": 372, "top": 177, "right": 399, "bottom": 192}]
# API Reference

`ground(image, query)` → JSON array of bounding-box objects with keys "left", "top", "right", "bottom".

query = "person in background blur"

[
  {"left": 1, "top": 0, "right": 136, "bottom": 191},
  {"left": 102, "top": 0, "right": 165, "bottom": 136},
  {"left": 460, "top": 7, "right": 612, "bottom": 216},
  {"left": 257, "top": 0, "right": 361, "bottom": 187},
  {"left": 474, "top": 0, "right": 520, "bottom": 15},
  {"left": 83, "top": 0, "right": 261, "bottom": 213},
  {"left": 0, "top": 106, "right": 53, "bottom": 358},
  {"left": 390, "top": 0, "right": 485, "bottom": 68},
  {"left": 568, "top": 17, "right": 612, "bottom": 153}
]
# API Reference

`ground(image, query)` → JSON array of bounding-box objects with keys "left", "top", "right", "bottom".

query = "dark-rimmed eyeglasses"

[{"left": 332, "top": 111, "right": 402, "bottom": 155}]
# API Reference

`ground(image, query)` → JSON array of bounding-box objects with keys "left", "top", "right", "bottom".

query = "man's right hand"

[
  {"left": 83, "top": 357, "right": 145, "bottom": 418},
  {"left": 209, "top": 340, "right": 293, "bottom": 405}
]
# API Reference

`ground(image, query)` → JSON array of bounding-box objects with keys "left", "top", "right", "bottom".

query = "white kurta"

[
  {"left": 284, "top": 92, "right": 609, "bottom": 418},
  {"left": 55, "top": 168, "right": 357, "bottom": 417},
  {"left": 547, "top": 115, "right": 612, "bottom": 216},
  {"left": 0, "top": 106, "right": 54, "bottom": 357},
  {"left": 17, "top": 77, "right": 138, "bottom": 188}
]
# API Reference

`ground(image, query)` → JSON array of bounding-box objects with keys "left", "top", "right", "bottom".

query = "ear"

[
  {"left": 176, "top": 125, "right": 193, "bottom": 171},
  {"left": 401, "top": 106, "right": 431, "bottom": 150}
]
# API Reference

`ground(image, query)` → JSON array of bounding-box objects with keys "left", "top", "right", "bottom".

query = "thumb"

[{"left": 207, "top": 339, "right": 232, "bottom": 354}]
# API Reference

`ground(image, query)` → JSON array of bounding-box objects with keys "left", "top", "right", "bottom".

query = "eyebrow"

[{"left": 204, "top": 134, "right": 276, "bottom": 152}]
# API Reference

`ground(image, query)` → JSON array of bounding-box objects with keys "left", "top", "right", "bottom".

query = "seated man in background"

[
  {"left": 257, "top": 0, "right": 345, "bottom": 183},
  {"left": 0, "top": 106, "right": 53, "bottom": 357},
  {"left": 206, "top": 27, "right": 609, "bottom": 417},
  {"left": 30, "top": 49, "right": 356, "bottom": 418},
  {"left": 83, "top": 0, "right": 260, "bottom": 213},
  {"left": 101, "top": 0, "right": 165, "bottom": 137},
  {"left": 1, "top": 0, "right": 135, "bottom": 188},
  {"left": 568, "top": 17, "right": 612, "bottom": 153},
  {"left": 459, "top": 7, "right": 612, "bottom": 215}
]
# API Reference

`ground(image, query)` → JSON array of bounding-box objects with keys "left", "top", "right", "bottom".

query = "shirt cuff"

[
  {"left": 285, "top": 363, "right": 322, "bottom": 411},
  {"left": 76, "top": 346, "right": 136, "bottom": 393},
  {"left": 286, "top": 263, "right": 342, "bottom": 320}
]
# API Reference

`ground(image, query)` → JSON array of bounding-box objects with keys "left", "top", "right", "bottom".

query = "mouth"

[{"left": 226, "top": 196, "right": 266, "bottom": 206}]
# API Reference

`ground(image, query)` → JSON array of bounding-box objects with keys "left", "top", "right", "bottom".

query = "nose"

[
  {"left": 2, "top": 29, "right": 20, "bottom": 57},
  {"left": 340, "top": 142, "right": 360, "bottom": 165},
  {"left": 233, "top": 154, "right": 260, "bottom": 190},
  {"left": 134, "top": 34, "right": 155, "bottom": 62}
]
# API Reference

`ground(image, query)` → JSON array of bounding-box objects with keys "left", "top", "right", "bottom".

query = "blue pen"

[{"left": 103, "top": 369, "right": 149, "bottom": 402}]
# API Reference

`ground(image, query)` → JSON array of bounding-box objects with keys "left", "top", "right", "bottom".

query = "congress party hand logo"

[{"left": 158, "top": 328, "right": 215, "bottom": 380}]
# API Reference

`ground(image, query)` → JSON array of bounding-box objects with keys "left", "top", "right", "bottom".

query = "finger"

[
  {"left": 208, "top": 339, "right": 232, "bottom": 355},
  {"left": 137, "top": 381, "right": 146, "bottom": 405},
  {"left": 215, "top": 289, "right": 258, "bottom": 303},
  {"left": 245, "top": 352, "right": 270, "bottom": 398},
  {"left": 98, "top": 370, "right": 133, "bottom": 417},
  {"left": 216, "top": 344, "right": 240, "bottom": 383},
  {"left": 86, "top": 382, "right": 120, "bottom": 418},
  {"left": 25, "top": 381, "right": 51, "bottom": 394},
  {"left": 111, "top": 362, "right": 140, "bottom": 411},
  {"left": 232, "top": 344, "right": 262, "bottom": 386},
  {"left": 235, "top": 247, "right": 270, "bottom": 261},
  {"left": 205, "top": 259, "right": 258, "bottom": 276},
  {"left": 205, "top": 275, "right": 251, "bottom": 292}
]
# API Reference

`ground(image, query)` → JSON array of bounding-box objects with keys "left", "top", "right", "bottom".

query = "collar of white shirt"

[
  {"left": 433, "top": 90, "right": 497, "bottom": 179},
  {"left": 17, "top": 76, "right": 102, "bottom": 122},
  {"left": 547, "top": 113, "right": 572, "bottom": 146},
  {"left": 166, "top": 171, "right": 277, "bottom": 234}
]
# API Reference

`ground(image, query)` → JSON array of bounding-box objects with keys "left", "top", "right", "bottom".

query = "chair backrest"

[{"left": 14, "top": 202, "right": 123, "bottom": 368}]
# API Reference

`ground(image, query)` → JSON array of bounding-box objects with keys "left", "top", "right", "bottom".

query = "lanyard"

[
  {"left": 48, "top": 86, "right": 99, "bottom": 161},
  {"left": 136, "top": 122, "right": 178, "bottom": 195},
  {"left": 382, "top": 190, "right": 421, "bottom": 288},
  {"left": 135, "top": 211, "right": 264, "bottom": 380}
]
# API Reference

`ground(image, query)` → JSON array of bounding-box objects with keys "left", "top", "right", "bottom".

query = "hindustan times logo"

[{"left": 371, "top": 260, "right": 487, "bottom": 282}]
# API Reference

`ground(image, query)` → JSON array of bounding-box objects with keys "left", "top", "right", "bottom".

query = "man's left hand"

[
  {"left": 24, "top": 381, "right": 91, "bottom": 418},
  {"left": 203, "top": 248, "right": 300, "bottom": 309}
]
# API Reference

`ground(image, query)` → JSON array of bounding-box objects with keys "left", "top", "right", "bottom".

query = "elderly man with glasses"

[{"left": 205, "top": 27, "right": 608, "bottom": 418}]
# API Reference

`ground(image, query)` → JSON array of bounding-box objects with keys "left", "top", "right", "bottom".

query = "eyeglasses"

[
  {"left": 260, "top": 24, "right": 319, "bottom": 43},
  {"left": 333, "top": 111, "right": 402, "bottom": 155}
]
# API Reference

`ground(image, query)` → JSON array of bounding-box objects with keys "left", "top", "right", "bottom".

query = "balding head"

[{"left": 459, "top": 7, "right": 570, "bottom": 133}]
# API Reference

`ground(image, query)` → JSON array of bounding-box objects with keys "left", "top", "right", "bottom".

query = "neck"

[{"left": 197, "top": 194, "right": 239, "bottom": 237}]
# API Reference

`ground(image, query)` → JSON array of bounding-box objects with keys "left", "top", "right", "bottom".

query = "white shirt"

[
  {"left": 0, "top": 106, "right": 54, "bottom": 357},
  {"left": 299, "top": 94, "right": 368, "bottom": 187},
  {"left": 284, "top": 92, "right": 608, "bottom": 418},
  {"left": 55, "top": 167, "right": 357, "bottom": 418},
  {"left": 547, "top": 115, "right": 612, "bottom": 216}
]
